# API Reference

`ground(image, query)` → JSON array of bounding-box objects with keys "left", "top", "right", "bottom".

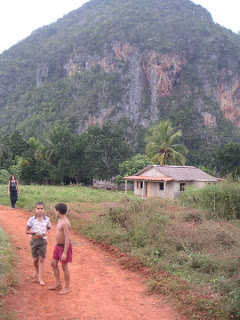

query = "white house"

[{"left": 123, "top": 165, "right": 219, "bottom": 199}]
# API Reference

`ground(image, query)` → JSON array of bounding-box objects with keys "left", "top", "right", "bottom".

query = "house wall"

[
  {"left": 134, "top": 181, "right": 142, "bottom": 196},
  {"left": 150, "top": 182, "right": 166, "bottom": 198},
  {"left": 173, "top": 181, "right": 213, "bottom": 198},
  {"left": 134, "top": 181, "right": 174, "bottom": 199},
  {"left": 167, "top": 181, "right": 176, "bottom": 198},
  {"left": 143, "top": 167, "right": 165, "bottom": 177},
  {"left": 194, "top": 181, "right": 211, "bottom": 188},
  {"left": 133, "top": 176, "right": 216, "bottom": 199}
]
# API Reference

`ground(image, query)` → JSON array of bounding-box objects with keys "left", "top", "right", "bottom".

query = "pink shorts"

[{"left": 52, "top": 242, "right": 72, "bottom": 264}]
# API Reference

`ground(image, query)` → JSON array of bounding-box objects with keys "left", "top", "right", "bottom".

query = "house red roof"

[{"left": 123, "top": 175, "right": 174, "bottom": 182}]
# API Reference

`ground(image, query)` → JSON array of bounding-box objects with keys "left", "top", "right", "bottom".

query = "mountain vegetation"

[{"left": 1, "top": 0, "right": 240, "bottom": 177}]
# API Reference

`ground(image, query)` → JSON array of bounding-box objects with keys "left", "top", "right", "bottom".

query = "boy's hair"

[
  {"left": 55, "top": 203, "right": 67, "bottom": 214},
  {"left": 35, "top": 201, "right": 45, "bottom": 208}
]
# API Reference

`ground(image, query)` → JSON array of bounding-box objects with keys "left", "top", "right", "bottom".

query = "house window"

[
  {"left": 159, "top": 182, "right": 164, "bottom": 190},
  {"left": 180, "top": 183, "right": 186, "bottom": 192}
]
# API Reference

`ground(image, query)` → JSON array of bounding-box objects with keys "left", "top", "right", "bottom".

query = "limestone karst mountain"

[{"left": 0, "top": 0, "right": 240, "bottom": 165}]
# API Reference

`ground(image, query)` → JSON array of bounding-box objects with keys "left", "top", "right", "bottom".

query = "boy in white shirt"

[{"left": 26, "top": 202, "right": 51, "bottom": 285}]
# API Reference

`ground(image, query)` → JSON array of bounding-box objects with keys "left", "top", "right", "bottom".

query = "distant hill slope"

[{"left": 0, "top": 0, "right": 240, "bottom": 165}]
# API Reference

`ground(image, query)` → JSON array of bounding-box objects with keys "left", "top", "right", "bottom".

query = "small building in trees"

[{"left": 123, "top": 165, "right": 219, "bottom": 199}]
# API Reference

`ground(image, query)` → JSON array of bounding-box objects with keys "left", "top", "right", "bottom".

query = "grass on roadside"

[
  {"left": 75, "top": 197, "right": 240, "bottom": 320},
  {"left": 0, "top": 227, "right": 18, "bottom": 319}
]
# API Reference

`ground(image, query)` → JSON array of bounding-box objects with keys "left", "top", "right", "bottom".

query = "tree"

[
  {"left": 120, "top": 154, "right": 153, "bottom": 176},
  {"left": 84, "top": 122, "right": 133, "bottom": 181},
  {"left": 37, "top": 126, "right": 88, "bottom": 184},
  {"left": 20, "top": 137, "right": 47, "bottom": 184},
  {"left": 3, "top": 130, "right": 28, "bottom": 158},
  {"left": 27, "top": 137, "right": 41, "bottom": 159},
  {"left": 0, "top": 139, "right": 11, "bottom": 168},
  {"left": 145, "top": 121, "right": 187, "bottom": 165},
  {"left": 40, "top": 128, "right": 59, "bottom": 166},
  {"left": 40, "top": 127, "right": 77, "bottom": 184},
  {"left": 216, "top": 142, "right": 240, "bottom": 176},
  {"left": 116, "top": 154, "right": 153, "bottom": 184},
  {"left": 68, "top": 133, "right": 88, "bottom": 185},
  {"left": 0, "top": 169, "right": 11, "bottom": 184}
]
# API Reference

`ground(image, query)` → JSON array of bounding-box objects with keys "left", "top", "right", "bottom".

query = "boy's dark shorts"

[{"left": 30, "top": 238, "right": 47, "bottom": 258}]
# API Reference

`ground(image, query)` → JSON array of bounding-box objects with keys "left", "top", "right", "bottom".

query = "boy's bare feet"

[
  {"left": 32, "top": 272, "right": 39, "bottom": 278},
  {"left": 48, "top": 284, "right": 62, "bottom": 290},
  {"left": 39, "top": 280, "right": 45, "bottom": 286},
  {"left": 58, "top": 288, "right": 71, "bottom": 295},
  {"left": 31, "top": 272, "right": 39, "bottom": 283}
]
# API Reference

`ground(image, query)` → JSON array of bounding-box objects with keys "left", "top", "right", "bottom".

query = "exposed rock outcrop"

[
  {"left": 218, "top": 76, "right": 240, "bottom": 128},
  {"left": 66, "top": 42, "right": 188, "bottom": 130},
  {"left": 36, "top": 63, "right": 49, "bottom": 86}
]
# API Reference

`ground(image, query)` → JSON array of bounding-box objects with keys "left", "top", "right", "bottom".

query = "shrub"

[
  {"left": 0, "top": 169, "right": 10, "bottom": 184},
  {"left": 180, "top": 180, "right": 240, "bottom": 220}
]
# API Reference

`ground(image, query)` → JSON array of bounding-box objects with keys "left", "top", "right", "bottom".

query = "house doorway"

[{"left": 146, "top": 182, "right": 151, "bottom": 198}]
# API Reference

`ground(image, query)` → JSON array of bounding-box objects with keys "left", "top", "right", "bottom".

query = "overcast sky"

[{"left": 0, "top": 0, "right": 240, "bottom": 54}]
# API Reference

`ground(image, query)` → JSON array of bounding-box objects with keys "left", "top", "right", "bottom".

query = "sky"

[
  {"left": 0, "top": 0, "right": 240, "bottom": 54},
  {"left": 192, "top": 0, "right": 240, "bottom": 33}
]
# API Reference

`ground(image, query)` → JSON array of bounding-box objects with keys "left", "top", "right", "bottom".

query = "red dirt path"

[{"left": 0, "top": 205, "right": 181, "bottom": 320}]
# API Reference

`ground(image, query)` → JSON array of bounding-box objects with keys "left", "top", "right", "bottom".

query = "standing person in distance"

[
  {"left": 26, "top": 202, "right": 51, "bottom": 286},
  {"left": 49, "top": 203, "right": 72, "bottom": 295},
  {"left": 8, "top": 175, "right": 20, "bottom": 209}
]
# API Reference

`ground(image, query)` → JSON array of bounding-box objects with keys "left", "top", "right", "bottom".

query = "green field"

[
  {"left": 0, "top": 184, "right": 135, "bottom": 211},
  {"left": 1, "top": 184, "right": 240, "bottom": 319}
]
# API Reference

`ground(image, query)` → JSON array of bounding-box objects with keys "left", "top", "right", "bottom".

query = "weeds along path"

[{"left": 0, "top": 205, "right": 180, "bottom": 320}]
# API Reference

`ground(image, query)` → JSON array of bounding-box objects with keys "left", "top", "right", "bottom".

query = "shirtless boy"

[
  {"left": 49, "top": 203, "right": 72, "bottom": 295},
  {"left": 26, "top": 202, "right": 51, "bottom": 285}
]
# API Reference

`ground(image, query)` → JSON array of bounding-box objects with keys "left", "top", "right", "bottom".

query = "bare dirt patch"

[{"left": 0, "top": 205, "right": 182, "bottom": 320}]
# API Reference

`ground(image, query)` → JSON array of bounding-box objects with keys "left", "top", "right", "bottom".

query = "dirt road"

[{"left": 0, "top": 205, "right": 180, "bottom": 320}]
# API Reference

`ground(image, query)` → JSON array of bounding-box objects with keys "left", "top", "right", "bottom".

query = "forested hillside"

[{"left": 1, "top": 0, "right": 240, "bottom": 168}]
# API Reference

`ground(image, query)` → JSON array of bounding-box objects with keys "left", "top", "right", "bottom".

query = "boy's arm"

[
  {"left": 26, "top": 226, "right": 36, "bottom": 235},
  {"left": 45, "top": 228, "right": 51, "bottom": 236},
  {"left": 42, "top": 218, "right": 51, "bottom": 237},
  {"left": 61, "top": 223, "right": 70, "bottom": 261},
  {"left": 8, "top": 181, "right": 10, "bottom": 195}
]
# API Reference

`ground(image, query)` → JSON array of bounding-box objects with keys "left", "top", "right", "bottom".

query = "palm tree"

[
  {"left": 27, "top": 137, "right": 41, "bottom": 159},
  {"left": 145, "top": 121, "right": 188, "bottom": 165},
  {"left": 39, "top": 128, "right": 57, "bottom": 165}
]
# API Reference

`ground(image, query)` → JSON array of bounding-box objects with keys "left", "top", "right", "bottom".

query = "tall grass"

[
  {"left": 0, "top": 184, "right": 134, "bottom": 210},
  {"left": 77, "top": 197, "right": 240, "bottom": 319},
  {"left": 0, "top": 227, "right": 18, "bottom": 319}
]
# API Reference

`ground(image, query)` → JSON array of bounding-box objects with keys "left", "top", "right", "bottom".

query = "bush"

[
  {"left": 180, "top": 180, "right": 240, "bottom": 220},
  {"left": 0, "top": 169, "right": 10, "bottom": 184}
]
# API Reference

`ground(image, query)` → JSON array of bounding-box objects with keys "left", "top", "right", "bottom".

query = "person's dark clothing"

[{"left": 10, "top": 181, "right": 18, "bottom": 208}]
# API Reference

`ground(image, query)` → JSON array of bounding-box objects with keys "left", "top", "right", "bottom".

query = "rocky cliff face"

[
  {"left": 218, "top": 75, "right": 240, "bottom": 128},
  {"left": 64, "top": 40, "right": 240, "bottom": 132},
  {"left": 64, "top": 42, "right": 189, "bottom": 133}
]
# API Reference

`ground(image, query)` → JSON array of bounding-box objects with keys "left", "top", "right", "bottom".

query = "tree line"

[{"left": 0, "top": 121, "right": 239, "bottom": 185}]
